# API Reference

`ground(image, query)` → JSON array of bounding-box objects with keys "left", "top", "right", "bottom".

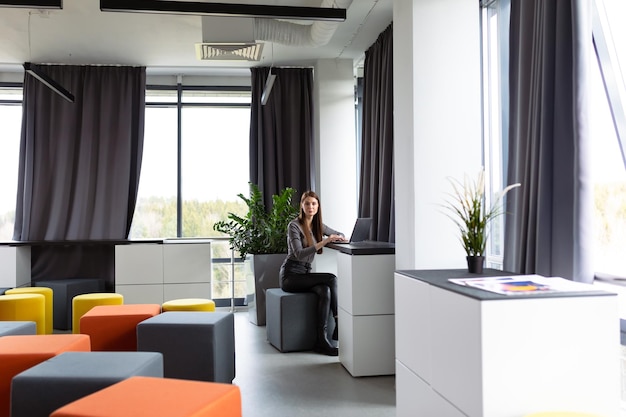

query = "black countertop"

[
  {"left": 396, "top": 269, "right": 615, "bottom": 301},
  {"left": 328, "top": 241, "right": 395, "bottom": 255}
]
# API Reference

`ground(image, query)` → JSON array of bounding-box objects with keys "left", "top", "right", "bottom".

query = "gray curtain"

[
  {"left": 504, "top": 0, "right": 593, "bottom": 282},
  {"left": 359, "top": 24, "right": 394, "bottom": 242},
  {"left": 250, "top": 67, "right": 314, "bottom": 208},
  {"left": 14, "top": 64, "right": 145, "bottom": 285}
]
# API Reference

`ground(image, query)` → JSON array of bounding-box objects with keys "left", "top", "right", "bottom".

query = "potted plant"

[
  {"left": 213, "top": 183, "right": 300, "bottom": 325},
  {"left": 443, "top": 170, "right": 520, "bottom": 273}
]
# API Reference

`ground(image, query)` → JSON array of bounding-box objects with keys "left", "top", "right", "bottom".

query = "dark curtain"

[
  {"left": 504, "top": 0, "right": 593, "bottom": 282},
  {"left": 359, "top": 24, "right": 395, "bottom": 242},
  {"left": 249, "top": 67, "right": 314, "bottom": 208},
  {"left": 14, "top": 64, "right": 146, "bottom": 285}
]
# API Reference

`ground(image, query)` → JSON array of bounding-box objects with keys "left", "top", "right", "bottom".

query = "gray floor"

[{"left": 230, "top": 310, "right": 396, "bottom": 417}]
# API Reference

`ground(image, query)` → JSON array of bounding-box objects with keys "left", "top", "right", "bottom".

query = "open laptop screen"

[{"left": 343, "top": 217, "right": 372, "bottom": 243}]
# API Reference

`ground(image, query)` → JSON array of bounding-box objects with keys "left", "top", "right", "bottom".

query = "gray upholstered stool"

[
  {"left": 137, "top": 311, "right": 235, "bottom": 383},
  {"left": 10, "top": 351, "right": 163, "bottom": 417},
  {"left": 0, "top": 321, "right": 37, "bottom": 336},
  {"left": 266, "top": 288, "right": 334, "bottom": 353},
  {"left": 35, "top": 278, "right": 105, "bottom": 330}
]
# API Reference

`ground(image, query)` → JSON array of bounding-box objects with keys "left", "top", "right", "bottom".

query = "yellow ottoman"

[
  {"left": 5, "top": 287, "right": 54, "bottom": 334},
  {"left": 161, "top": 298, "right": 215, "bottom": 312},
  {"left": 0, "top": 294, "right": 46, "bottom": 335},
  {"left": 72, "top": 293, "right": 124, "bottom": 333}
]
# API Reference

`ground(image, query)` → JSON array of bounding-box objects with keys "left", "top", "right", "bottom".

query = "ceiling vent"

[{"left": 195, "top": 42, "right": 264, "bottom": 61}]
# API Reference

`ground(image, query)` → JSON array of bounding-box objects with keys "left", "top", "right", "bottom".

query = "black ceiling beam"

[
  {"left": 0, "top": 0, "right": 62, "bottom": 8},
  {"left": 100, "top": 0, "right": 346, "bottom": 22}
]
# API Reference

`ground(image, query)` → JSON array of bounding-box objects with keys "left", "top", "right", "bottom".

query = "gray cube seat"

[
  {"left": 266, "top": 288, "right": 334, "bottom": 353},
  {"left": 0, "top": 321, "right": 37, "bottom": 336},
  {"left": 137, "top": 311, "right": 235, "bottom": 383},
  {"left": 35, "top": 278, "right": 105, "bottom": 330},
  {"left": 10, "top": 351, "right": 163, "bottom": 417}
]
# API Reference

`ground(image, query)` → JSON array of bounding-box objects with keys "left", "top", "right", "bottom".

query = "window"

[
  {"left": 481, "top": 0, "right": 626, "bottom": 278},
  {"left": 591, "top": 0, "right": 626, "bottom": 278},
  {"left": 131, "top": 85, "right": 252, "bottom": 304},
  {"left": 130, "top": 86, "right": 251, "bottom": 239},
  {"left": 480, "top": 0, "right": 510, "bottom": 269},
  {"left": 0, "top": 84, "right": 22, "bottom": 240}
]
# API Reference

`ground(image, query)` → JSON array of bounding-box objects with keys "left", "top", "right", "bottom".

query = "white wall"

[
  {"left": 313, "top": 59, "right": 358, "bottom": 235},
  {"left": 394, "top": 0, "right": 483, "bottom": 269}
]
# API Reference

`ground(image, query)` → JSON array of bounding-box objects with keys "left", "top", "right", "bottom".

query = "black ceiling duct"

[
  {"left": 0, "top": 0, "right": 62, "bottom": 8},
  {"left": 100, "top": 0, "right": 346, "bottom": 22}
]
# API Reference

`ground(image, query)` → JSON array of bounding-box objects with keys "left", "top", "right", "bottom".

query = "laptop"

[{"left": 333, "top": 218, "right": 372, "bottom": 244}]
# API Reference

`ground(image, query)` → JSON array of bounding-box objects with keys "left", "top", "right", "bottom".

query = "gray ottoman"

[
  {"left": 35, "top": 278, "right": 105, "bottom": 330},
  {"left": 266, "top": 288, "right": 335, "bottom": 353},
  {"left": 10, "top": 351, "right": 163, "bottom": 417},
  {"left": 137, "top": 311, "right": 235, "bottom": 383},
  {"left": 0, "top": 321, "right": 36, "bottom": 336}
]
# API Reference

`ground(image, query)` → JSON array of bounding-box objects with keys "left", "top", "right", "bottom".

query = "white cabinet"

[
  {"left": 395, "top": 270, "right": 621, "bottom": 417},
  {"left": 335, "top": 248, "right": 395, "bottom": 377},
  {"left": 0, "top": 245, "right": 30, "bottom": 288},
  {"left": 115, "top": 240, "right": 211, "bottom": 304}
]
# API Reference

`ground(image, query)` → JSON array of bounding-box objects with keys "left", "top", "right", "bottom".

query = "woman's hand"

[{"left": 328, "top": 234, "right": 347, "bottom": 244}]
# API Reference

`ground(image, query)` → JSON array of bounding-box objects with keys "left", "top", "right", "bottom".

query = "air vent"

[{"left": 195, "top": 43, "right": 264, "bottom": 61}]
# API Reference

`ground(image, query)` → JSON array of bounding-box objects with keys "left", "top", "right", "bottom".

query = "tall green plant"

[{"left": 213, "top": 183, "right": 300, "bottom": 258}]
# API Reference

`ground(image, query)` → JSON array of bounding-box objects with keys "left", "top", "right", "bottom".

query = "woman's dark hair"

[{"left": 298, "top": 190, "right": 324, "bottom": 253}]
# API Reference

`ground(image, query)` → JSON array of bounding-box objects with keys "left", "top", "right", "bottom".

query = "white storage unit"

[
  {"left": 0, "top": 244, "right": 30, "bottom": 288},
  {"left": 115, "top": 240, "right": 211, "bottom": 304},
  {"left": 331, "top": 242, "right": 395, "bottom": 377},
  {"left": 395, "top": 269, "right": 621, "bottom": 417}
]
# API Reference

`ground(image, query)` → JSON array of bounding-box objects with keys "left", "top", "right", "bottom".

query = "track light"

[
  {"left": 261, "top": 69, "right": 276, "bottom": 106},
  {"left": 23, "top": 63, "right": 75, "bottom": 103},
  {"left": 100, "top": 0, "right": 346, "bottom": 22}
]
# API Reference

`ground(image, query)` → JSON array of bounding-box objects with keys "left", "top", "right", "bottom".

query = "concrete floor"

[{"left": 230, "top": 310, "right": 396, "bottom": 417}]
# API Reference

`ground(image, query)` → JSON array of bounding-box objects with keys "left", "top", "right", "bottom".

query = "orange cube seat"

[
  {"left": 79, "top": 304, "right": 161, "bottom": 351},
  {"left": 50, "top": 376, "right": 241, "bottom": 417},
  {"left": 0, "top": 334, "right": 91, "bottom": 417}
]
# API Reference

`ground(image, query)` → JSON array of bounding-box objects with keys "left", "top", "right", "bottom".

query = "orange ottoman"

[
  {"left": 0, "top": 334, "right": 90, "bottom": 417},
  {"left": 50, "top": 376, "right": 242, "bottom": 417},
  {"left": 80, "top": 304, "right": 161, "bottom": 351}
]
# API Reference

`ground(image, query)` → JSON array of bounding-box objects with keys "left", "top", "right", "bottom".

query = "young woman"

[{"left": 279, "top": 190, "right": 346, "bottom": 356}]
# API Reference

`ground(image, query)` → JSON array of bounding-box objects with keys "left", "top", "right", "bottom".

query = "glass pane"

[
  {"left": 129, "top": 107, "right": 178, "bottom": 239},
  {"left": 182, "top": 89, "right": 251, "bottom": 105},
  {"left": 0, "top": 104, "right": 21, "bottom": 240},
  {"left": 591, "top": 44, "right": 626, "bottom": 277},
  {"left": 180, "top": 106, "right": 249, "bottom": 237}
]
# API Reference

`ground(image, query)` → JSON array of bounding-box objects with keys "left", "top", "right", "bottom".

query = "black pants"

[{"left": 280, "top": 261, "right": 338, "bottom": 343}]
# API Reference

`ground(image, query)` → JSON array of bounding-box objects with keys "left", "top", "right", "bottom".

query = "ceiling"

[{"left": 0, "top": 0, "right": 393, "bottom": 77}]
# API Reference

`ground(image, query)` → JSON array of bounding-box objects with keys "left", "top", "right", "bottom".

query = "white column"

[
  {"left": 393, "top": 0, "right": 483, "bottom": 269},
  {"left": 313, "top": 59, "right": 358, "bottom": 234}
]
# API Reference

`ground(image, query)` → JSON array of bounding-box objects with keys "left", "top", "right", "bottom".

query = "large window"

[
  {"left": 480, "top": 0, "right": 510, "bottom": 269},
  {"left": 130, "top": 86, "right": 251, "bottom": 240},
  {"left": 591, "top": 0, "right": 626, "bottom": 278},
  {"left": 0, "top": 84, "right": 22, "bottom": 241},
  {"left": 481, "top": 0, "right": 626, "bottom": 278},
  {"left": 130, "top": 85, "right": 252, "bottom": 303}
]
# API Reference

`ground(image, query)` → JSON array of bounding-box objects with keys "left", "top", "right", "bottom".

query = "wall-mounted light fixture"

[
  {"left": 100, "top": 0, "right": 346, "bottom": 22},
  {"left": 261, "top": 69, "right": 276, "bottom": 106},
  {"left": 0, "top": 0, "right": 62, "bottom": 8},
  {"left": 24, "top": 63, "right": 75, "bottom": 103}
]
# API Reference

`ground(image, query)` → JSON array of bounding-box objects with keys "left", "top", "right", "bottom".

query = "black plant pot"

[{"left": 466, "top": 256, "right": 485, "bottom": 274}]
